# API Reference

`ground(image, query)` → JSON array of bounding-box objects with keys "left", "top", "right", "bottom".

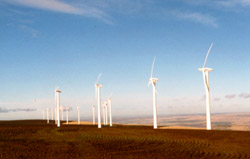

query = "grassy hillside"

[{"left": 0, "top": 120, "right": 250, "bottom": 158}]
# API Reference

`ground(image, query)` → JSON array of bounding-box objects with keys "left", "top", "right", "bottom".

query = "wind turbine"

[
  {"left": 46, "top": 108, "right": 49, "bottom": 124},
  {"left": 51, "top": 108, "right": 54, "bottom": 120},
  {"left": 54, "top": 107, "right": 57, "bottom": 125},
  {"left": 108, "top": 96, "right": 112, "bottom": 127},
  {"left": 95, "top": 73, "right": 102, "bottom": 128},
  {"left": 199, "top": 43, "right": 214, "bottom": 130},
  {"left": 148, "top": 57, "right": 159, "bottom": 129},
  {"left": 92, "top": 106, "right": 95, "bottom": 125},
  {"left": 77, "top": 106, "right": 80, "bottom": 125},
  {"left": 104, "top": 102, "right": 108, "bottom": 125},
  {"left": 55, "top": 89, "right": 61, "bottom": 127},
  {"left": 103, "top": 103, "right": 106, "bottom": 125},
  {"left": 43, "top": 110, "right": 45, "bottom": 120},
  {"left": 66, "top": 107, "right": 69, "bottom": 124}
]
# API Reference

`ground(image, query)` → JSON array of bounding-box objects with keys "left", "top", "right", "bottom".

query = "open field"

[{"left": 1, "top": 120, "right": 250, "bottom": 158}]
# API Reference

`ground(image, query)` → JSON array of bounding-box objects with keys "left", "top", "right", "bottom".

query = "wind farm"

[{"left": 1, "top": 0, "right": 250, "bottom": 158}]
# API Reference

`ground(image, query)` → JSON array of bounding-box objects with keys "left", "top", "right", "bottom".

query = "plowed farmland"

[{"left": 0, "top": 120, "right": 250, "bottom": 159}]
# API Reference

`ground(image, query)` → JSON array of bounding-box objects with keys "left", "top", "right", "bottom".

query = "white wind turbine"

[
  {"left": 46, "top": 108, "right": 49, "bottom": 124},
  {"left": 103, "top": 102, "right": 106, "bottom": 125},
  {"left": 199, "top": 43, "right": 214, "bottom": 130},
  {"left": 43, "top": 110, "right": 45, "bottom": 120},
  {"left": 108, "top": 96, "right": 112, "bottom": 127},
  {"left": 95, "top": 73, "right": 103, "bottom": 128},
  {"left": 55, "top": 88, "right": 62, "bottom": 127},
  {"left": 54, "top": 107, "right": 57, "bottom": 124},
  {"left": 148, "top": 57, "right": 159, "bottom": 129},
  {"left": 51, "top": 108, "right": 54, "bottom": 120},
  {"left": 77, "top": 106, "right": 80, "bottom": 125},
  {"left": 104, "top": 102, "right": 108, "bottom": 125},
  {"left": 66, "top": 107, "right": 69, "bottom": 124},
  {"left": 92, "top": 106, "right": 95, "bottom": 125}
]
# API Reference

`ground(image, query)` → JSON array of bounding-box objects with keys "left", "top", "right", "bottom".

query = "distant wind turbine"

[
  {"left": 66, "top": 107, "right": 69, "bottom": 124},
  {"left": 77, "top": 106, "right": 80, "bottom": 125},
  {"left": 103, "top": 103, "right": 106, "bottom": 125},
  {"left": 199, "top": 43, "right": 214, "bottom": 130},
  {"left": 95, "top": 73, "right": 103, "bottom": 128},
  {"left": 46, "top": 108, "right": 49, "bottom": 124},
  {"left": 104, "top": 102, "right": 108, "bottom": 126},
  {"left": 55, "top": 88, "right": 62, "bottom": 127},
  {"left": 61, "top": 106, "right": 64, "bottom": 121},
  {"left": 43, "top": 110, "right": 45, "bottom": 120},
  {"left": 108, "top": 96, "right": 112, "bottom": 127},
  {"left": 148, "top": 57, "right": 159, "bottom": 129},
  {"left": 92, "top": 106, "right": 95, "bottom": 125},
  {"left": 51, "top": 108, "right": 54, "bottom": 120},
  {"left": 54, "top": 107, "right": 57, "bottom": 125}
]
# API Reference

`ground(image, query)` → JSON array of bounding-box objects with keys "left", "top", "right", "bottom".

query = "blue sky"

[{"left": 0, "top": 0, "right": 250, "bottom": 120}]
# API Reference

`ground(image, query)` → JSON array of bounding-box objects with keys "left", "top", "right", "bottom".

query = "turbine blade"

[
  {"left": 95, "top": 73, "right": 102, "bottom": 84},
  {"left": 55, "top": 88, "right": 57, "bottom": 106},
  {"left": 148, "top": 80, "right": 152, "bottom": 87},
  {"left": 150, "top": 57, "right": 156, "bottom": 78},
  {"left": 203, "top": 43, "right": 213, "bottom": 68}
]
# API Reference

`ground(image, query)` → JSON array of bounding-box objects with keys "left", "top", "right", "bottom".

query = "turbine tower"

[
  {"left": 92, "top": 106, "right": 95, "bottom": 125},
  {"left": 51, "top": 108, "right": 54, "bottom": 120},
  {"left": 77, "top": 106, "right": 80, "bottom": 125},
  {"left": 95, "top": 73, "right": 102, "bottom": 128},
  {"left": 43, "top": 110, "right": 45, "bottom": 120},
  {"left": 54, "top": 107, "right": 57, "bottom": 124},
  {"left": 61, "top": 106, "right": 64, "bottom": 121},
  {"left": 55, "top": 89, "right": 61, "bottom": 127},
  {"left": 108, "top": 96, "right": 112, "bottom": 127},
  {"left": 46, "top": 108, "right": 49, "bottom": 124},
  {"left": 104, "top": 102, "right": 108, "bottom": 126},
  {"left": 66, "top": 107, "right": 69, "bottom": 124},
  {"left": 148, "top": 57, "right": 159, "bottom": 129},
  {"left": 199, "top": 43, "right": 214, "bottom": 130},
  {"left": 103, "top": 103, "right": 106, "bottom": 125}
]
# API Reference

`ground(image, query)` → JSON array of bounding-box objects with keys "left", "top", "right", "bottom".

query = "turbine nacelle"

[
  {"left": 198, "top": 68, "right": 213, "bottom": 72},
  {"left": 149, "top": 77, "right": 159, "bottom": 86},
  {"left": 55, "top": 89, "right": 61, "bottom": 93},
  {"left": 95, "top": 84, "right": 103, "bottom": 88}
]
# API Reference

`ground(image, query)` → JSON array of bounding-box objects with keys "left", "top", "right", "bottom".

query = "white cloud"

[
  {"left": 171, "top": 10, "right": 218, "bottom": 27},
  {"left": 19, "top": 24, "right": 39, "bottom": 37},
  {"left": 5, "top": 0, "right": 111, "bottom": 23},
  {"left": 214, "top": 0, "right": 250, "bottom": 7},
  {"left": 9, "top": 0, "right": 83, "bottom": 14}
]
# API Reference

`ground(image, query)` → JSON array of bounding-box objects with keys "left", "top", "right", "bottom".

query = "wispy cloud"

[
  {"left": 0, "top": 107, "right": 36, "bottom": 113},
  {"left": 8, "top": 0, "right": 83, "bottom": 14},
  {"left": 19, "top": 24, "right": 39, "bottom": 37},
  {"left": 216, "top": 0, "right": 250, "bottom": 7},
  {"left": 214, "top": 98, "right": 221, "bottom": 101},
  {"left": 8, "top": 8, "right": 26, "bottom": 15},
  {"left": 239, "top": 93, "right": 250, "bottom": 98},
  {"left": 225, "top": 94, "right": 236, "bottom": 99},
  {"left": 5, "top": 0, "right": 111, "bottom": 24},
  {"left": 171, "top": 10, "right": 218, "bottom": 27}
]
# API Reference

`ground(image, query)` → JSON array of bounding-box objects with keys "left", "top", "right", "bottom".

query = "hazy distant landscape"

[{"left": 114, "top": 113, "right": 250, "bottom": 131}]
